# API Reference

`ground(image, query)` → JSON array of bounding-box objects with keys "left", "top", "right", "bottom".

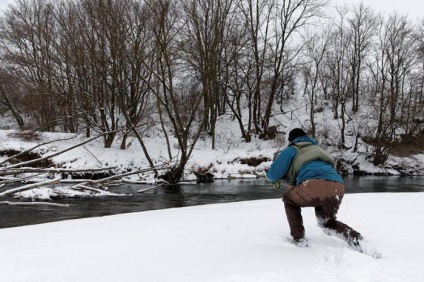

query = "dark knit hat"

[{"left": 288, "top": 128, "right": 307, "bottom": 142}]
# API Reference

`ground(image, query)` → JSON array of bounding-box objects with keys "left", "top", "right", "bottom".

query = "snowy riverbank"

[
  {"left": 1, "top": 129, "right": 424, "bottom": 183},
  {"left": 1, "top": 193, "right": 424, "bottom": 282}
]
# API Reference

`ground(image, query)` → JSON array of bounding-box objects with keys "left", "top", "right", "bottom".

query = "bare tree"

[
  {"left": 347, "top": 3, "right": 379, "bottom": 113},
  {"left": 229, "top": 0, "right": 326, "bottom": 139},
  {"left": 50, "top": 1, "right": 86, "bottom": 134},
  {"left": 237, "top": 0, "right": 275, "bottom": 136},
  {"left": 143, "top": 0, "right": 207, "bottom": 184},
  {"left": 78, "top": 0, "right": 123, "bottom": 147},
  {"left": 301, "top": 28, "right": 332, "bottom": 138},
  {"left": 0, "top": 68, "right": 25, "bottom": 128},
  {"left": 324, "top": 6, "right": 353, "bottom": 148},
  {"left": 180, "top": 0, "right": 237, "bottom": 149},
  {"left": 261, "top": 0, "right": 327, "bottom": 135},
  {"left": 367, "top": 13, "right": 417, "bottom": 165},
  {"left": 115, "top": 0, "right": 158, "bottom": 174},
  {"left": 223, "top": 35, "right": 256, "bottom": 142},
  {"left": 409, "top": 18, "right": 424, "bottom": 134},
  {"left": 0, "top": 0, "right": 59, "bottom": 131}
]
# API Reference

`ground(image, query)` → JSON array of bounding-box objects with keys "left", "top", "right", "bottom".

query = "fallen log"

[
  {"left": 72, "top": 184, "right": 125, "bottom": 195},
  {"left": 0, "top": 166, "right": 117, "bottom": 178},
  {"left": 2, "top": 166, "right": 117, "bottom": 174},
  {"left": 0, "top": 201, "right": 69, "bottom": 207},
  {"left": 0, "top": 178, "right": 61, "bottom": 198},
  {"left": 71, "top": 165, "right": 169, "bottom": 189}
]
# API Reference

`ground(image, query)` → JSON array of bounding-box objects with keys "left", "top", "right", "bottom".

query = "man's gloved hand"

[{"left": 272, "top": 181, "right": 281, "bottom": 189}]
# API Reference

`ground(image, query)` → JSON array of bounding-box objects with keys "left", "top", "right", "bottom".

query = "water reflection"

[
  {"left": 1, "top": 176, "right": 423, "bottom": 228},
  {"left": 344, "top": 175, "right": 424, "bottom": 193}
]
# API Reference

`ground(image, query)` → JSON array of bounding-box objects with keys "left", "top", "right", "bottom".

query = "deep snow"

[{"left": 1, "top": 193, "right": 424, "bottom": 282}]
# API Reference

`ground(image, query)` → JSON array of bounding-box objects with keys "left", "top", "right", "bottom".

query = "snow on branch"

[{"left": 0, "top": 178, "right": 61, "bottom": 198}]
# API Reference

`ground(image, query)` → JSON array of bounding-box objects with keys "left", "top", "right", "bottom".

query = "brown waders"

[{"left": 283, "top": 179, "right": 361, "bottom": 242}]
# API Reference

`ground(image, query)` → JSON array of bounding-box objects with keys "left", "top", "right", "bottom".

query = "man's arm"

[{"left": 266, "top": 146, "right": 297, "bottom": 182}]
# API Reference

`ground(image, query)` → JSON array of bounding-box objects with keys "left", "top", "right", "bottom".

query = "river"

[{"left": 1, "top": 176, "right": 424, "bottom": 228}]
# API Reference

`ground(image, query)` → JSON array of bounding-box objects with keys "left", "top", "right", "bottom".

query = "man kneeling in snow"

[{"left": 266, "top": 128, "right": 362, "bottom": 248}]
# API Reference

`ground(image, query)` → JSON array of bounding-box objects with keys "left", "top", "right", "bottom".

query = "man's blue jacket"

[{"left": 266, "top": 136, "right": 343, "bottom": 185}]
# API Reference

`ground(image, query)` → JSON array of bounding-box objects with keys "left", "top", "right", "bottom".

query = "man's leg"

[
  {"left": 313, "top": 181, "right": 361, "bottom": 242},
  {"left": 283, "top": 193, "right": 305, "bottom": 240},
  {"left": 283, "top": 181, "right": 314, "bottom": 240}
]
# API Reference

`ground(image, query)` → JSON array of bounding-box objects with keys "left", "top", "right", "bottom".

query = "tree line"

[{"left": 0, "top": 0, "right": 423, "bottom": 181}]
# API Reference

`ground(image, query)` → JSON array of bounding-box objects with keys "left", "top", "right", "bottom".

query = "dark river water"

[{"left": 1, "top": 176, "right": 424, "bottom": 229}]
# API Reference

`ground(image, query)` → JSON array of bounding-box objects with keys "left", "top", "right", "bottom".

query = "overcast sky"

[
  {"left": 335, "top": 0, "right": 423, "bottom": 20},
  {"left": 0, "top": 0, "right": 422, "bottom": 20},
  {"left": 0, "top": 0, "right": 12, "bottom": 14},
  {"left": 0, "top": 0, "right": 10, "bottom": 8}
]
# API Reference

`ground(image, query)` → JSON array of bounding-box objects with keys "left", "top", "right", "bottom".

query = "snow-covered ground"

[{"left": 1, "top": 192, "right": 423, "bottom": 282}]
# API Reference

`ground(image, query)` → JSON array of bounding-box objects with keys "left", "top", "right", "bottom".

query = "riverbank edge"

[{"left": 1, "top": 140, "right": 423, "bottom": 183}]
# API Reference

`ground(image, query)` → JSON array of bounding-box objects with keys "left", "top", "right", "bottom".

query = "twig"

[{"left": 82, "top": 146, "right": 103, "bottom": 165}]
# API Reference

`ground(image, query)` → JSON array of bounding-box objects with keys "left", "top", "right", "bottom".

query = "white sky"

[
  {"left": 0, "top": 0, "right": 422, "bottom": 20},
  {"left": 335, "top": 0, "right": 423, "bottom": 20},
  {"left": 0, "top": 0, "right": 11, "bottom": 10}
]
